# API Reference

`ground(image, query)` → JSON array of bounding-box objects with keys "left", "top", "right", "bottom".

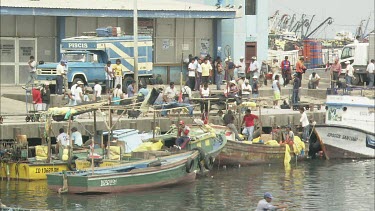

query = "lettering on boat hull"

[{"left": 100, "top": 179, "right": 117, "bottom": 187}]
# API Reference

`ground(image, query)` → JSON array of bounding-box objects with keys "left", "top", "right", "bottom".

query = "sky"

[{"left": 269, "top": 0, "right": 375, "bottom": 38}]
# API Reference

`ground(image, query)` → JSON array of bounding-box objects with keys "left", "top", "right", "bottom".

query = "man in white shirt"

[
  {"left": 56, "top": 128, "right": 69, "bottom": 158},
  {"left": 163, "top": 82, "right": 178, "bottom": 103},
  {"left": 181, "top": 82, "right": 192, "bottom": 104},
  {"left": 299, "top": 107, "right": 310, "bottom": 143},
  {"left": 195, "top": 59, "right": 203, "bottom": 91},
  {"left": 56, "top": 60, "right": 67, "bottom": 95},
  {"left": 71, "top": 127, "right": 83, "bottom": 147},
  {"left": 236, "top": 56, "right": 246, "bottom": 78},
  {"left": 24, "top": 56, "right": 37, "bottom": 89},
  {"left": 93, "top": 80, "right": 102, "bottom": 101},
  {"left": 344, "top": 61, "right": 354, "bottom": 86},
  {"left": 248, "top": 56, "right": 259, "bottom": 85},
  {"left": 187, "top": 58, "right": 196, "bottom": 90},
  {"left": 241, "top": 79, "right": 252, "bottom": 100},
  {"left": 366, "top": 59, "right": 374, "bottom": 88},
  {"left": 308, "top": 72, "right": 321, "bottom": 89}
]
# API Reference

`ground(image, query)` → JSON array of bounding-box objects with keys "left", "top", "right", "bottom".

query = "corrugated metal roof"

[{"left": 1, "top": 0, "right": 236, "bottom": 12}]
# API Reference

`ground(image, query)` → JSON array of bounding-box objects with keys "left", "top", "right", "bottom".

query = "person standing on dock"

[
  {"left": 280, "top": 56, "right": 291, "bottom": 87},
  {"left": 223, "top": 110, "right": 243, "bottom": 141},
  {"left": 248, "top": 56, "right": 259, "bottom": 85},
  {"left": 299, "top": 107, "right": 310, "bottom": 143},
  {"left": 272, "top": 75, "right": 281, "bottom": 108},
  {"left": 252, "top": 75, "right": 259, "bottom": 99},
  {"left": 236, "top": 56, "right": 246, "bottom": 78},
  {"left": 215, "top": 58, "right": 224, "bottom": 90},
  {"left": 256, "top": 192, "right": 288, "bottom": 211},
  {"left": 93, "top": 80, "right": 102, "bottom": 102},
  {"left": 112, "top": 59, "right": 125, "bottom": 90},
  {"left": 74, "top": 81, "right": 84, "bottom": 105},
  {"left": 56, "top": 60, "right": 67, "bottom": 95},
  {"left": 366, "top": 59, "right": 374, "bottom": 88},
  {"left": 41, "top": 82, "right": 51, "bottom": 111},
  {"left": 201, "top": 58, "right": 213, "bottom": 88},
  {"left": 104, "top": 61, "right": 113, "bottom": 94},
  {"left": 200, "top": 82, "right": 211, "bottom": 114},
  {"left": 241, "top": 109, "right": 258, "bottom": 142},
  {"left": 344, "top": 61, "right": 354, "bottom": 87},
  {"left": 292, "top": 73, "right": 300, "bottom": 104},
  {"left": 330, "top": 58, "right": 342, "bottom": 88},
  {"left": 195, "top": 58, "right": 203, "bottom": 91},
  {"left": 295, "top": 57, "right": 306, "bottom": 87},
  {"left": 187, "top": 58, "right": 196, "bottom": 90},
  {"left": 23, "top": 55, "right": 37, "bottom": 89}
]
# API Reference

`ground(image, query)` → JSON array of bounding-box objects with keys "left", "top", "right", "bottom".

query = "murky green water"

[{"left": 0, "top": 160, "right": 374, "bottom": 211}]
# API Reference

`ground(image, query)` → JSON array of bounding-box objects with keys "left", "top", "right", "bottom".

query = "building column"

[
  {"left": 256, "top": 0, "right": 268, "bottom": 62},
  {"left": 56, "top": 17, "right": 65, "bottom": 62}
]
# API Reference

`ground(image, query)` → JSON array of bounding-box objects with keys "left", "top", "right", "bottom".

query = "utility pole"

[{"left": 133, "top": 0, "right": 139, "bottom": 92}]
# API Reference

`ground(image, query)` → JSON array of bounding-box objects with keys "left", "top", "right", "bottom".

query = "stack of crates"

[{"left": 96, "top": 27, "right": 122, "bottom": 37}]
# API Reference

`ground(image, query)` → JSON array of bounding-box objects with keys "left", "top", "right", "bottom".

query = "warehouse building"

[{"left": 0, "top": 0, "right": 268, "bottom": 85}]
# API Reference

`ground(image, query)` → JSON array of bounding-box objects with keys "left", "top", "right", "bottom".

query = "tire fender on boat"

[
  {"left": 67, "top": 155, "right": 79, "bottom": 171},
  {"left": 185, "top": 158, "right": 195, "bottom": 173},
  {"left": 204, "top": 156, "right": 214, "bottom": 171},
  {"left": 192, "top": 147, "right": 206, "bottom": 161}
]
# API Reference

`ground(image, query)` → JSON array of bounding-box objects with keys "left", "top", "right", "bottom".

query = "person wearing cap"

[
  {"left": 236, "top": 56, "right": 246, "bottom": 78},
  {"left": 71, "top": 127, "right": 83, "bottom": 147},
  {"left": 163, "top": 82, "right": 178, "bottom": 103},
  {"left": 56, "top": 60, "right": 67, "bottom": 95},
  {"left": 74, "top": 81, "right": 84, "bottom": 105},
  {"left": 344, "top": 61, "right": 354, "bottom": 86},
  {"left": 127, "top": 80, "right": 136, "bottom": 98},
  {"left": 292, "top": 73, "right": 300, "bottom": 104},
  {"left": 226, "top": 80, "right": 239, "bottom": 98},
  {"left": 329, "top": 57, "right": 342, "bottom": 88},
  {"left": 112, "top": 59, "right": 125, "bottom": 90},
  {"left": 308, "top": 72, "right": 321, "bottom": 89},
  {"left": 296, "top": 57, "right": 306, "bottom": 87},
  {"left": 41, "top": 82, "right": 51, "bottom": 111},
  {"left": 256, "top": 192, "right": 287, "bottom": 211},
  {"left": 252, "top": 75, "right": 259, "bottom": 98},
  {"left": 248, "top": 56, "right": 259, "bottom": 85},
  {"left": 280, "top": 56, "right": 291, "bottom": 86},
  {"left": 174, "top": 120, "right": 190, "bottom": 150},
  {"left": 241, "top": 79, "right": 252, "bottom": 100}
]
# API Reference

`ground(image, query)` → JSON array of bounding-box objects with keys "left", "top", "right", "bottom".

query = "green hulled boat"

[{"left": 47, "top": 151, "right": 199, "bottom": 194}]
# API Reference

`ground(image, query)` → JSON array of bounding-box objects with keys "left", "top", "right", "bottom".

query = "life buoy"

[
  {"left": 192, "top": 147, "right": 205, "bottom": 161},
  {"left": 67, "top": 155, "right": 78, "bottom": 171},
  {"left": 204, "top": 156, "right": 214, "bottom": 170},
  {"left": 185, "top": 158, "right": 195, "bottom": 173}
]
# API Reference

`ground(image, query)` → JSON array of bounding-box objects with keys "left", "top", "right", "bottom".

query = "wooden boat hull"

[
  {"left": 314, "top": 125, "right": 375, "bottom": 159},
  {"left": 216, "top": 140, "right": 290, "bottom": 166},
  {"left": 47, "top": 151, "right": 199, "bottom": 194}
]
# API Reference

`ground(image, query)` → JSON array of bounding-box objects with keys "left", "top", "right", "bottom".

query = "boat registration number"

[
  {"left": 100, "top": 179, "right": 117, "bottom": 187},
  {"left": 35, "top": 167, "right": 60, "bottom": 174}
]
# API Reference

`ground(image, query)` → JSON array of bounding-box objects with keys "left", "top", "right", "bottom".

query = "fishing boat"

[
  {"left": 313, "top": 94, "right": 375, "bottom": 159},
  {"left": 212, "top": 125, "right": 307, "bottom": 166},
  {"left": 47, "top": 150, "right": 199, "bottom": 194}
]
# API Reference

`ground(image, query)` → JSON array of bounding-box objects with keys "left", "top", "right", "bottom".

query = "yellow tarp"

[
  {"left": 109, "top": 146, "right": 121, "bottom": 160},
  {"left": 265, "top": 140, "right": 280, "bottom": 146},
  {"left": 284, "top": 144, "right": 291, "bottom": 170},
  {"left": 35, "top": 145, "right": 48, "bottom": 161},
  {"left": 132, "top": 140, "right": 163, "bottom": 152},
  {"left": 293, "top": 136, "right": 305, "bottom": 155}
]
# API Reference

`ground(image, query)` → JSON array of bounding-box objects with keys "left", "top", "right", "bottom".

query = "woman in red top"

[{"left": 241, "top": 109, "right": 259, "bottom": 142}]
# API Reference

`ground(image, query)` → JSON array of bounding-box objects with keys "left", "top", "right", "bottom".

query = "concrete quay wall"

[{"left": 0, "top": 111, "right": 325, "bottom": 140}]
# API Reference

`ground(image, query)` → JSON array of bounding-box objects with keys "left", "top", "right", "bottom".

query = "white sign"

[{"left": 100, "top": 179, "right": 117, "bottom": 187}]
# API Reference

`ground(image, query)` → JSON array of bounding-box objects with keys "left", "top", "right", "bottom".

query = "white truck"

[{"left": 340, "top": 33, "right": 375, "bottom": 85}]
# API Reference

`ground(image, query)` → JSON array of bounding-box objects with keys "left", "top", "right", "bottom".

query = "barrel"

[{"left": 303, "top": 39, "right": 323, "bottom": 69}]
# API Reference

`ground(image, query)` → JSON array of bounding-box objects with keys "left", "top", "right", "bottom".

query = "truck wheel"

[
  {"left": 352, "top": 73, "right": 360, "bottom": 85},
  {"left": 72, "top": 78, "right": 85, "bottom": 87}
]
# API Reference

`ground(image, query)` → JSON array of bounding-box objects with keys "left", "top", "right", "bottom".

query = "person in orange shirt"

[{"left": 295, "top": 57, "right": 306, "bottom": 87}]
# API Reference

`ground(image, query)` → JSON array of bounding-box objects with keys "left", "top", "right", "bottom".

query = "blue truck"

[{"left": 35, "top": 35, "right": 153, "bottom": 91}]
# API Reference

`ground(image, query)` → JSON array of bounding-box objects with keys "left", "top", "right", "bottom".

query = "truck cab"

[{"left": 340, "top": 43, "right": 369, "bottom": 85}]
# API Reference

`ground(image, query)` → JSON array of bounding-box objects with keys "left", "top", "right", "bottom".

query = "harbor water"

[{"left": 0, "top": 159, "right": 374, "bottom": 211}]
